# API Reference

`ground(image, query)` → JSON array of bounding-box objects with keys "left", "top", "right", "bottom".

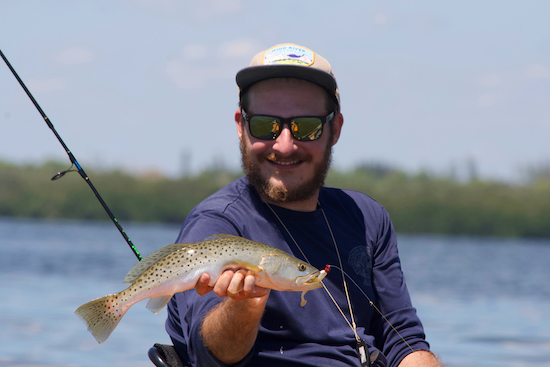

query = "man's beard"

[{"left": 240, "top": 136, "right": 333, "bottom": 204}]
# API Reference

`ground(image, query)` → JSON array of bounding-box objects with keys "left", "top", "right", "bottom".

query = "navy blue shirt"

[{"left": 166, "top": 177, "right": 429, "bottom": 366}]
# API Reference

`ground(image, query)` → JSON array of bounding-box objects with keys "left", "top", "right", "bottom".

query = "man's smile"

[
  {"left": 269, "top": 159, "right": 301, "bottom": 166},
  {"left": 265, "top": 153, "right": 307, "bottom": 168}
]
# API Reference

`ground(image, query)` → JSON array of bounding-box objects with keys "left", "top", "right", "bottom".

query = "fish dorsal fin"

[
  {"left": 203, "top": 234, "right": 245, "bottom": 241},
  {"left": 123, "top": 243, "right": 186, "bottom": 283}
]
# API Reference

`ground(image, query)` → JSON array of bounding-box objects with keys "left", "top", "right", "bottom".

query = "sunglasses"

[{"left": 242, "top": 109, "right": 335, "bottom": 141}]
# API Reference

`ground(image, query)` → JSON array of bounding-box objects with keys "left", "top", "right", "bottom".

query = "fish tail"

[{"left": 75, "top": 293, "right": 126, "bottom": 344}]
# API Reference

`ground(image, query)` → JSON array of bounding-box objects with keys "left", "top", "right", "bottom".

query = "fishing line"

[
  {"left": 326, "top": 264, "right": 415, "bottom": 354},
  {"left": 0, "top": 48, "right": 142, "bottom": 261},
  {"left": 320, "top": 207, "right": 360, "bottom": 341},
  {"left": 266, "top": 202, "right": 413, "bottom": 366},
  {"left": 265, "top": 203, "right": 363, "bottom": 347}
]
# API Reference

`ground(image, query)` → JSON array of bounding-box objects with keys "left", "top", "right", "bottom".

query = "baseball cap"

[{"left": 236, "top": 43, "right": 340, "bottom": 107}]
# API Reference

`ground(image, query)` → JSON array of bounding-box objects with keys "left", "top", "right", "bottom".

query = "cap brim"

[{"left": 236, "top": 65, "right": 337, "bottom": 95}]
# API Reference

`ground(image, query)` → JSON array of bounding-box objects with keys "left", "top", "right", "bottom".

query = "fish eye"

[{"left": 298, "top": 263, "right": 307, "bottom": 271}]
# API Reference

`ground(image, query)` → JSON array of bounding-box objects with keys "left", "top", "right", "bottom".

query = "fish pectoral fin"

[
  {"left": 146, "top": 295, "right": 173, "bottom": 314},
  {"left": 232, "top": 261, "right": 262, "bottom": 274}
]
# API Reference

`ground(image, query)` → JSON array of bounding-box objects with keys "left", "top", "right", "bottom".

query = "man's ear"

[
  {"left": 235, "top": 109, "right": 244, "bottom": 141},
  {"left": 331, "top": 113, "right": 344, "bottom": 146}
]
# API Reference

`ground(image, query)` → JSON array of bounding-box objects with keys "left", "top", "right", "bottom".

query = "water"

[
  {"left": 398, "top": 236, "right": 550, "bottom": 366},
  {"left": 1, "top": 217, "right": 549, "bottom": 366}
]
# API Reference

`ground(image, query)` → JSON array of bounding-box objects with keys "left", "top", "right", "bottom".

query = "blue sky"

[{"left": 1, "top": 0, "right": 549, "bottom": 181}]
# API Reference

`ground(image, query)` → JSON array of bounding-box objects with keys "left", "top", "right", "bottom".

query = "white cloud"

[
  {"left": 165, "top": 60, "right": 202, "bottom": 89},
  {"left": 479, "top": 74, "right": 503, "bottom": 87},
  {"left": 526, "top": 63, "right": 550, "bottom": 79},
  {"left": 182, "top": 44, "right": 208, "bottom": 60},
  {"left": 165, "top": 60, "right": 224, "bottom": 89},
  {"left": 219, "top": 39, "right": 257, "bottom": 58},
  {"left": 374, "top": 13, "right": 389, "bottom": 26},
  {"left": 165, "top": 39, "right": 258, "bottom": 89},
  {"left": 211, "top": 0, "right": 241, "bottom": 13},
  {"left": 477, "top": 93, "right": 498, "bottom": 107},
  {"left": 27, "top": 78, "right": 65, "bottom": 94},
  {"left": 127, "top": 0, "right": 240, "bottom": 19},
  {"left": 55, "top": 47, "right": 95, "bottom": 65}
]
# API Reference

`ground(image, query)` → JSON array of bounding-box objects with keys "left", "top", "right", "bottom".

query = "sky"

[{"left": 1, "top": 0, "right": 549, "bottom": 182}]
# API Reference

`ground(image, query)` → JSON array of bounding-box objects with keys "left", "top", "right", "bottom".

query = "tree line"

[{"left": 1, "top": 160, "right": 549, "bottom": 238}]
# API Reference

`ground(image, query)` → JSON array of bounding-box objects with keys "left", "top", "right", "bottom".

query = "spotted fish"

[{"left": 75, "top": 234, "right": 326, "bottom": 343}]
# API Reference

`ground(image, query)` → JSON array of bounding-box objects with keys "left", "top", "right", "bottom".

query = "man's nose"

[{"left": 272, "top": 126, "right": 297, "bottom": 155}]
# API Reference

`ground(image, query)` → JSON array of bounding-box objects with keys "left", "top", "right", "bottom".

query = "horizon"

[{"left": 1, "top": 1, "right": 549, "bottom": 183}]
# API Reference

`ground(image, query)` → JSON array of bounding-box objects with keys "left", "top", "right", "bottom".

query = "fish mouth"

[{"left": 296, "top": 270, "right": 326, "bottom": 288}]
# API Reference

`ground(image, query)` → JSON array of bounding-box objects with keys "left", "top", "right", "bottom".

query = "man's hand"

[
  {"left": 196, "top": 269, "right": 270, "bottom": 365},
  {"left": 195, "top": 269, "right": 270, "bottom": 300}
]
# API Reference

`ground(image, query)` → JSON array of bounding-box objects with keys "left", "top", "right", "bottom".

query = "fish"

[{"left": 75, "top": 234, "right": 327, "bottom": 343}]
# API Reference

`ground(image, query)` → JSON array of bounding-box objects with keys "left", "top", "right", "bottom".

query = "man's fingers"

[
  {"left": 213, "top": 270, "right": 236, "bottom": 297},
  {"left": 227, "top": 269, "right": 248, "bottom": 295},
  {"left": 195, "top": 273, "right": 214, "bottom": 295},
  {"left": 242, "top": 271, "right": 258, "bottom": 295},
  {"left": 197, "top": 269, "right": 270, "bottom": 300}
]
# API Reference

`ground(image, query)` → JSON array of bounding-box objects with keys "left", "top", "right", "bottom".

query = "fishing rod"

[{"left": 0, "top": 48, "right": 142, "bottom": 261}]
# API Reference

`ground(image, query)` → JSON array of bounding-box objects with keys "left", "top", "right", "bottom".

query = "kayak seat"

[
  {"left": 149, "top": 343, "right": 189, "bottom": 367},
  {"left": 149, "top": 343, "right": 387, "bottom": 367}
]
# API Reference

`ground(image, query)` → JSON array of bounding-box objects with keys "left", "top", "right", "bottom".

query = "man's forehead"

[
  {"left": 246, "top": 79, "right": 328, "bottom": 115},
  {"left": 247, "top": 77, "right": 327, "bottom": 95}
]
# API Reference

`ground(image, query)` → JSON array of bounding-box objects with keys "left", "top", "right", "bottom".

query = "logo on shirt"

[{"left": 348, "top": 246, "right": 372, "bottom": 286}]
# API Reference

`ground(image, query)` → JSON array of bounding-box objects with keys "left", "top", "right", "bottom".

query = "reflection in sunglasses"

[{"left": 243, "top": 109, "right": 334, "bottom": 142}]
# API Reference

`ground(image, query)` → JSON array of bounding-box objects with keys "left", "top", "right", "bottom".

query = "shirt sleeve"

[
  {"left": 370, "top": 208, "right": 430, "bottom": 366},
  {"left": 165, "top": 210, "right": 254, "bottom": 367}
]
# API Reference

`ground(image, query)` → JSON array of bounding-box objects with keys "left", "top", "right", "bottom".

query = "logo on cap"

[{"left": 262, "top": 45, "right": 315, "bottom": 66}]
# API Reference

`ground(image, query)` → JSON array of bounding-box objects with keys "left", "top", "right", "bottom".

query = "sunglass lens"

[
  {"left": 249, "top": 116, "right": 281, "bottom": 140},
  {"left": 292, "top": 118, "right": 323, "bottom": 141}
]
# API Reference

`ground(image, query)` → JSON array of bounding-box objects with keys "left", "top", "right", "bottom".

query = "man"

[{"left": 166, "top": 43, "right": 442, "bottom": 367}]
